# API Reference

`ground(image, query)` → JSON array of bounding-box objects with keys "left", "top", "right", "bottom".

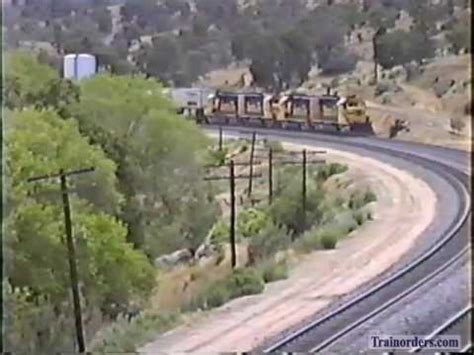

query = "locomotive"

[{"left": 169, "top": 88, "right": 374, "bottom": 134}]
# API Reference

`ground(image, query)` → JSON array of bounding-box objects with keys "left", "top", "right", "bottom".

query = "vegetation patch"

[
  {"left": 258, "top": 259, "right": 289, "bottom": 283},
  {"left": 188, "top": 267, "right": 265, "bottom": 311},
  {"left": 91, "top": 312, "right": 180, "bottom": 353}
]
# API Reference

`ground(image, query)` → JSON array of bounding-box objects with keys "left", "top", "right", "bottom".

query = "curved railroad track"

[{"left": 202, "top": 124, "right": 471, "bottom": 353}]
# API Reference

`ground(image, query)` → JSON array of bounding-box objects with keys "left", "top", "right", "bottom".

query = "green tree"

[
  {"left": 4, "top": 51, "right": 58, "bottom": 109},
  {"left": 377, "top": 30, "right": 435, "bottom": 69},
  {"left": 446, "top": 20, "right": 471, "bottom": 53},
  {"left": 4, "top": 108, "right": 155, "bottom": 353},
  {"left": 69, "top": 75, "right": 217, "bottom": 254}
]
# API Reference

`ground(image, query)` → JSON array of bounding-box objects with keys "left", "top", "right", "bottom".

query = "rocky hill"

[{"left": 4, "top": 0, "right": 471, "bottom": 146}]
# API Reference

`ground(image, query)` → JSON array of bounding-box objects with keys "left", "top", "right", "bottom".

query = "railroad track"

[
  {"left": 202, "top": 124, "right": 471, "bottom": 353},
  {"left": 409, "top": 305, "right": 472, "bottom": 353}
]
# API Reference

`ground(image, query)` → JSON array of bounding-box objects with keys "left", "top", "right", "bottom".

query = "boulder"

[{"left": 154, "top": 249, "right": 193, "bottom": 268}]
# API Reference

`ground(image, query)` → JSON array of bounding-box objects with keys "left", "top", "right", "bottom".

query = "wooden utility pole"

[
  {"left": 229, "top": 160, "right": 237, "bottom": 268},
  {"left": 302, "top": 149, "right": 307, "bottom": 230},
  {"left": 60, "top": 170, "right": 86, "bottom": 353},
  {"left": 27, "top": 167, "right": 95, "bottom": 353},
  {"left": 248, "top": 131, "right": 257, "bottom": 197},
  {"left": 204, "top": 163, "right": 262, "bottom": 269},
  {"left": 270, "top": 150, "right": 327, "bottom": 233},
  {"left": 268, "top": 148, "right": 273, "bottom": 205},
  {"left": 218, "top": 126, "right": 223, "bottom": 151}
]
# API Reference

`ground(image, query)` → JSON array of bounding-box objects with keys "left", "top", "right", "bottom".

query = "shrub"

[
  {"left": 270, "top": 177, "right": 325, "bottom": 234},
  {"left": 353, "top": 211, "right": 366, "bottom": 226},
  {"left": 207, "top": 147, "right": 228, "bottom": 166},
  {"left": 320, "top": 48, "right": 358, "bottom": 75},
  {"left": 259, "top": 259, "right": 289, "bottom": 283},
  {"left": 316, "top": 163, "right": 348, "bottom": 182},
  {"left": 229, "top": 267, "right": 265, "bottom": 297},
  {"left": 92, "top": 312, "right": 179, "bottom": 352},
  {"left": 363, "top": 190, "right": 377, "bottom": 204},
  {"left": 374, "top": 82, "right": 391, "bottom": 97},
  {"left": 205, "top": 281, "right": 231, "bottom": 308},
  {"left": 320, "top": 233, "right": 338, "bottom": 249},
  {"left": 237, "top": 208, "right": 271, "bottom": 238},
  {"left": 209, "top": 219, "right": 230, "bottom": 245},
  {"left": 191, "top": 268, "right": 265, "bottom": 311},
  {"left": 349, "top": 190, "right": 376, "bottom": 210},
  {"left": 377, "top": 30, "right": 435, "bottom": 69},
  {"left": 264, "top": 140, "right": 284, "bottom": 153},
  {"left": 298, "top": 222, "right": 347, "bottom": 252},
  {"left": 247, "top": 222, "right": 291, "bottom": 265},
  {"left": 450, "top": 117, "right": 466, "bottom": 134}
]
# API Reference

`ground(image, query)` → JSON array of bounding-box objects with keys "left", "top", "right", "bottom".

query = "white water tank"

[
  {"left": 77, "top": 54, "right": 97, "bottom": 80},
  {"left": 63, "top": 54, "right": 77, "bottom": 80},
  {"left": 63, "top": 53, "right": 97, "bottom": 80}
]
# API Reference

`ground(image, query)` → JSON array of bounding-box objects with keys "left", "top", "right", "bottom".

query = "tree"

[
  {"left": 446, "top": 20, "right": 471, "bottom": 53},
  {"left": 136, "top": 37, "right": 180, "bottom": 84},
  {"left": 4, "top": 51, "right": 58, "bottom": 110},
  {"left": 270, "top": 167, "right": 325, "bottom": 235},
  {"left": 278, "top": 28, "right": 313, "bottom": 87},
  {"left": 376, "top": 30, "right": 435, "bottom": 69},
  {"left": 4, "top": 108, "right": 155, "bottom": 353},
  {"left": 69, "top": 75, "right": 217, "bottom": 253}
]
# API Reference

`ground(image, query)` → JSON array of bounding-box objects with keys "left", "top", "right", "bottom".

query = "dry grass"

[{"left": 149, "top": 243, "right": 249, "bottom": 312}]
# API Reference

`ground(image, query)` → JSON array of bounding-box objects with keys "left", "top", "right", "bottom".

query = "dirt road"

[{"left": 140, "top": 142, "right": 437, "bottom": 354}]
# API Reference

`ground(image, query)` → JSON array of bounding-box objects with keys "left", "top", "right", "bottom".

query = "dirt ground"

[{"left": 139, "top": 141, "right": 437, "bottom": 354}]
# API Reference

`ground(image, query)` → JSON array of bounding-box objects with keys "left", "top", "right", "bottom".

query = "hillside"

[{"left": 4, "top": 0, "right": 471, "bottom": 146}]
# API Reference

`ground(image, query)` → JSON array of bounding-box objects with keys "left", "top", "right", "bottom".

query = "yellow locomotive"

[
  {"left": 204, "top": 90, "right": 373, "bottom": 133},
  {"left": 165, "top": 87, "right": 373, "bottom": 133}
]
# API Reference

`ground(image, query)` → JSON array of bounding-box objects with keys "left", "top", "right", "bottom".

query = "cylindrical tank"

[
  {"left": 63, "top": 53, "right": 97, "bottom": 80},
  {"left": 63, "top": 54, "right": 77, "bottom": 80},
  {"left": 76, "top": 54, "right": 97, "bottom": 80}
]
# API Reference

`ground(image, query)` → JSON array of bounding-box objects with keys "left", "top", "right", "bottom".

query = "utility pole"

[
  {"left": 268, "top": 148, "right": 273, "bottom": 205},
  {"left": 218, "top": 126, "right": 223, "bottom": 151},
  {"left": 229, "top": 160, "right": 237, "bottom": 268},
  {"left": 204, "top": 163, "right": 262, "bottom": 269},
  {"left": 248, "top": 131, "right": 257, "bottom": 198},
  {"left": 27, "top": 167, "right": 94, "bottom": 353},
  {"left": 302, "top": 149, "right": 307, "bottom": 231},
  {"left": 270, "top": 150, "right": 327, "bottom": 234}
]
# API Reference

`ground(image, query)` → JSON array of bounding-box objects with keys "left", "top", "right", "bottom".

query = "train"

[{"left": 167, "top": 88, "right": 375, "bottom": 134}]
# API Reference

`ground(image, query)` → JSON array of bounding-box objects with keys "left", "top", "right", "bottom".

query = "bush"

[
  {"left": 298, "top": 222, "right": 348, "bottom": 252},
  {"left": 205, "top": 281, "right": 231, "bottom": 308},
  {"left": 316, "top": 163, "right": 348, "bottom": 182},
  {"left": 247, "top": 222, "right": 291, "bottom": 265},
  {"left": 92, "top": 312, "right": 179, "bottom": 352},
  {"left": 348, "top": 190, "right": 376, "bottom": 210},
  {"left": 264, "top": 140, "right": 284, "bottom": 153},
  {"left": 207, "top": 147, "right": 228, "bottom": 166},
  {"left": 270, "top": 174, "right": 325, "bottom": 234},
  {"left": 377, "top": 30, "right": 435, "bottom": 69},
  {"left": 209, "top": 220, "right": 230, "bottom": 245},
  {"left": 237, "top": 208, "right": 271, "bottom": 238},
  {"left": 363, "top": 190, "right": 377, "bottom": 204},
  {"left": 259, "top": 260, "right": 289, "bottom": 283},
  {"left": 450, "top": 117, "right": 466, "bottom": 134},
  {"left": 353, "top": 211, "right": 366, "bottom": 226},
  {"left": 189, "top": 268, "right": 265, "bottom": 311},
  {"left": 320, "top": 48, "right": 358, "bottom": 75},
  {"left": 229, "top": 267, "right": 265, "bottom": 297},
  {"left": 195, "top": 267, "right": 265, "bottom": 310},
  {"left": 374, "top": 82, "right": 390, "bottom": 97},
  {"left": 320, "top": 232, "right": 338, "bottom": 250}
]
